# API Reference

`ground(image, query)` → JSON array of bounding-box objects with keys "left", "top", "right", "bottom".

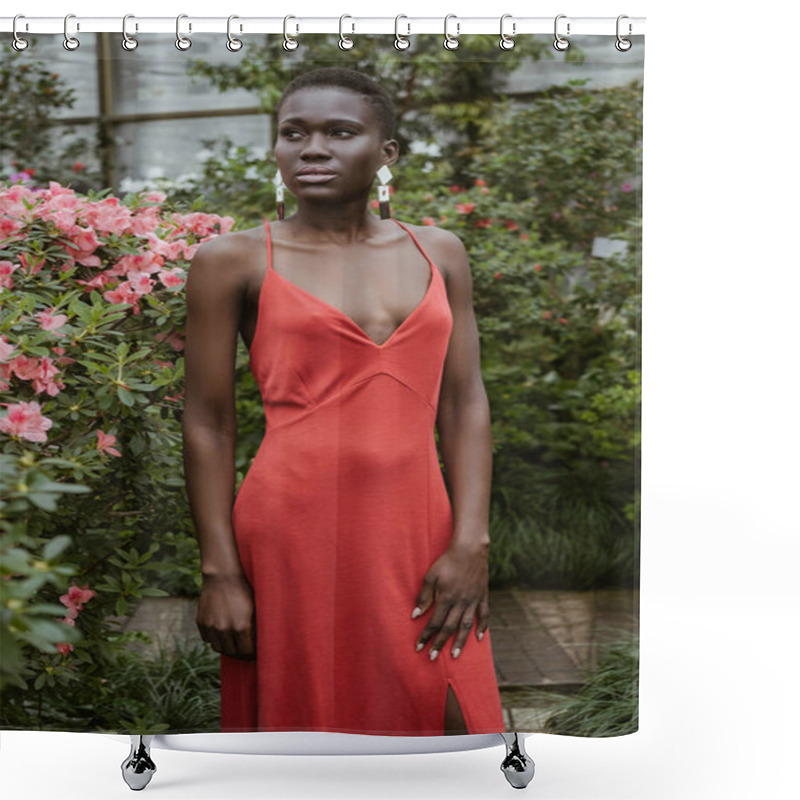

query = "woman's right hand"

[{"left": 196, "top": 573, "right": 256, "bottom": 660}]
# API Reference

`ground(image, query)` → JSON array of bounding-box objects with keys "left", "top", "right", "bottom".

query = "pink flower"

[
  {"left": 56, "top": 642, "right": 74, "bottom": 656},
  {"left": 494, "top": 271, "right": 503, "bottom": 279},
  {"left": 96, "top": 429, "right": 122, "bottom": 457},
  {"left": 103, "top": 281, "right": 143, "bottom": 313},
  {"left": 455, "top": 202, "right": 476, "bottom": 214},
  {"left": 157, "top": 268, "right": 185, "bottom": 288},
  {"left": 474, "top": 218, "right": 492, "bottom": 228},
  {"left": 520, "top": 233, "right": 530, "bottom": 241},
  {"left": 422, "top": 217, "right": 436, "bottom": 226},
  {"left": 0, "top": 400, "right": 54, "bottom": 442},
  {"left": 533, "top": 263, "right": 542, "bottom": 272},
  {"left": 542, "top": 311, "right": 552, "bottom": 320},
  {"left": 504, "top": 220, "right": 519, "bottom": 231},
  {"left": 9, "top": 354, "right": 41, "bottom": 381},
  {"left": 559, "top": 317, "right": 568, "bottom": 324},
  {"left": 449, "top": 185, "right": 464, "bottom": 194},
  {"left": 72, "top": 162, "right": 85, "bottom": 172},
  {"left": 474, "top": 178, "right": 487, "bottom": 187},
  {"left": 59, "top": 584, "right": 97, "bottom": 618},
  {"left": 0, "top": 335, "right": 15, "bottom": 362},
  {"left": 621, "top": 183, "right": 632, "bottom": 193},
  {"left": 0, "top": 260, "right": 20, "bottom": 290},
  {"left": 36, "top": 308, "right": 69, "bottom": 335},
  {"left": 155, "top": 331, "right": 185, "bottom": 352},
  {"left": 31, "top": 357, "right": 65, "bottom": 396}
]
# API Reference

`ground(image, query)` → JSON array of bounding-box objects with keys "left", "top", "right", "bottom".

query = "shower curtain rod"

[{"left": 1, "top": 15, "right": 646, "bottom": 37}]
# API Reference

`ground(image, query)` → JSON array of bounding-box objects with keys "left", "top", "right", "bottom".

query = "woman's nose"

[{"left": 299, "top": 131, "right": 331, "bottom": 158}]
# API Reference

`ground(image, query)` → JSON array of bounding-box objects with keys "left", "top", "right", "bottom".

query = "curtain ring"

[
  {"left": 443, "top": 14, "right": 460, "bottom": 50},
  {"left": 554, "top": 14, "right": 570, "bottom": 51},
  {"left": 121, "top": 14, "right": 138, "bottom": 51},
  {"left": 339, "top": 14, "right": 354, "bottom": 50},
  {"left": 175, "top": 13, "right": 192, "bottom": 51},
  {"left": 394, "top": 15, "right": 411, "bottom": 51},
  {"left": 12, "top": 14, "right": 29, "bottom": 51},
  {"left": 226, "top": 15, "right": 243, "bottom": 51},
  {"left": 283, "top": 15, "right": 299, "bottom": 51},
  {"left": 615, "top": 15, "right": 632, "bottom": 51},
  {"left": 63, "top": 13, "right": 80, "bottom": 51},
  {"left": 499, "top": 14, "right": 516, "bottom": 51}
]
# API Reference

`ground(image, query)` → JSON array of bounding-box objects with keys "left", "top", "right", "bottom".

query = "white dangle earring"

[
  {"left": 273, "top": 170, "right": 286, "bottom": 220},
  {"left": 376, "top": 165, "right": 393, "bottom": 220}
]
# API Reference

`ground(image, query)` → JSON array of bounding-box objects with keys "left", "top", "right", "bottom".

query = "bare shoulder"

[
  {"left": 191, "top": 224, "right": 263, "bottom": 272},
  {"left": 399, "top": 221, "right": 471, "bottom": 286}
]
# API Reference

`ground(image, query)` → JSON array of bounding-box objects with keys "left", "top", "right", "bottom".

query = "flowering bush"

[{"left": 0, "top": 180, "right": 233, "bottom": 722}]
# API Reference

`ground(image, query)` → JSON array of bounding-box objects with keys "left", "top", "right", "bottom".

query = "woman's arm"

[
  {"left": 183, "top": 234, "right": 255, "bottom": 660},
  {"left": 413, "top": 230, "right": 494, "bottom": 661}
]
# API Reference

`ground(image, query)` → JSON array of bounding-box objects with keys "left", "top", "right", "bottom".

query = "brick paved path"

[{"left": 122, "top": 588, "right": 638, "bottom": 732}]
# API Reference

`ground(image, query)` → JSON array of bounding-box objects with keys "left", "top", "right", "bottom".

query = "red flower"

[
  {"left": 542, "top": 311, "right": 552, "bottom": 320},
  {"left": 474, "top": 217, "right": 492, "bottom": 228},
  {"left": 504, "top": 220, "right": 519, "bottom": 231},
  {"left": 520, "top": 233, "right": 530, "bottom": 241},
  {"left": 559, "top": 317, "right": 568, "bottom": 324},
  {"left": 533, "top": 263, "right": 542, "bottom": 271},
  {"left": 22, "top": 168, "right": 35, "bottom": 176},
  {"left": 71, "top": 162, "right": 85, "bottom": 172},
  {"left": 449, "top": 185, "right": 464, "bottom": 193},
  {"left": 493, "top": 271, "right": 503, "bottom": 279},
  {"left": 474, "top": 178, "right": 487, "bottom": 187},
  {"left": 455, "top": 202, "right": 475, "bottom": 215},
  {"left": 422, "top": 217, "right": 436, "bottom": 226}
]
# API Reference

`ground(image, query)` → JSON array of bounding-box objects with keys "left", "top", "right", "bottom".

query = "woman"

[{"left": 182, "top": 67, "right": 505, "bottom": 736}]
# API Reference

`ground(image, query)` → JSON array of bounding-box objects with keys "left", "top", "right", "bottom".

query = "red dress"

[{"left": 220, "top": 218, "right": 506, "bottom": 735}]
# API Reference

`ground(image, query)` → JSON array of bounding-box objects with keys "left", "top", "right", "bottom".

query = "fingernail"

[
  {"left": 416, "top": 642, "right": 424, "bottom": 652},
  {"left": 452, "top": 648, "right": 461, "bottom": 659},
  {"left": 477, "top": 631, "right": 484, "bottom": 641},
  {"left": 411, "top": 607, "right": 422, "bottom": 619},
  {"left": 429, "top": 649, "right": 439, "bottom": 661}
]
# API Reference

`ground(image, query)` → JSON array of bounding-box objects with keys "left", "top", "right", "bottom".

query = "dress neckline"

[{"left": 263, "top": 218, "right": 438, "bottom": 349}]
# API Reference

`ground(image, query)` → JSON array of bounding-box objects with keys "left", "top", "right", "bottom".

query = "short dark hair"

[{"left": 276, "top": 67, "right": 396, "bottom": 141}]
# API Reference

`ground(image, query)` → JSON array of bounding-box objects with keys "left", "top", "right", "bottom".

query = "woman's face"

[{"left": 274, "top": 87, "right": 397, "bottom": 204}]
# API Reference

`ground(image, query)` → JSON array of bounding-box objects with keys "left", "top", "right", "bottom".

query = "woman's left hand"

[{"left": 412, "top": 541, "right": 490, "bottom": 660}]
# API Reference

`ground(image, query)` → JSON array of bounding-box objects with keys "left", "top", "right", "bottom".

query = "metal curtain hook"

[
  {"left": 283, "top": 16, "right": 299, "bottom": 51},
  {"left": 63, "top": 13, "right": 80, "bottom": 50},
  {"left": 121, "top": 14, "right": 138, "bottom": 51},
  {"left": 227, "top": 15, "right": 243, "bottom": 51},
  {"left": 175, "top": 13, "right": 192, "bottom": 50},
  {"left": 339, "top": 14, "right": 354, "bottom": 50},
  {"left": 499, "top": 14, "right": 516, "bottom": 50},
  {"left": 554, "top": 14, "right": 570, "bottom": 51},
  {"left": 12, "top": 14, "right": 29, "bottom": 51},
  {"left": 616, "top": 15, "right": 632, "bottom": 51},
  {"left": 394, "top": 14, "right": 411, "bottom": 51},
  {"left": 443, "top": 14, "right": 460, "bottom": 50}
]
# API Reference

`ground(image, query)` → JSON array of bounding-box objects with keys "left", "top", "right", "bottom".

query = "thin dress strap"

[
  {"left": 390, "top": 218, "right": 436, "bottom": 267},
  {"left": 263, "top": 219, "right": 273, "bottom": 273}
]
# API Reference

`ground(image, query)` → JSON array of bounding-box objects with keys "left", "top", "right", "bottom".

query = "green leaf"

[
  {"left": 117, "top": 386, "right": 135, "bottom": 406},
  {"left": 43, "top": 534, "right": 72, "bottom": 560}
]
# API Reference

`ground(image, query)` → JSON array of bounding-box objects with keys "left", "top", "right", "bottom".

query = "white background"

[{"left": 2, "top": 1, "right": 799, "bottom": 798}]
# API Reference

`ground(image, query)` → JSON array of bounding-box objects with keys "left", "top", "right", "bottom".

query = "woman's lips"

[{"left": 296, "top": 173, "right": 336, "bottom": 183}]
